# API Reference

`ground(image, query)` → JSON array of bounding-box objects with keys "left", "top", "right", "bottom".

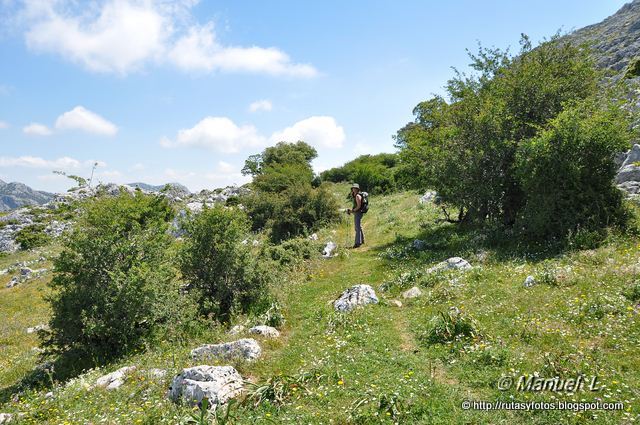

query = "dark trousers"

[{"left": 354, "top": 212, "right": 364, "bottom": 246}]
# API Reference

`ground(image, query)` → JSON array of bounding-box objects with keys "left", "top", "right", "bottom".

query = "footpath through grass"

[{"left": 0, "top": 190, "right": 639, "bottom": 424}]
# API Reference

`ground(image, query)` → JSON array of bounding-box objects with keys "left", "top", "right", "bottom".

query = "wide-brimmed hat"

[{"left": 351, "top": 183, "right": 360, "bottom": 189}]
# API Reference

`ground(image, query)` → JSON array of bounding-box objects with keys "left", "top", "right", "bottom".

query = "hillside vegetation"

[{"left": 0, "top": 186, "right": 638, "bottom": 424}]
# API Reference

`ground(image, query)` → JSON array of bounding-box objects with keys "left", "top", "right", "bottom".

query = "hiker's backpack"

[{"left": 359, "top": 192, "right": 369, "bottom": 213}]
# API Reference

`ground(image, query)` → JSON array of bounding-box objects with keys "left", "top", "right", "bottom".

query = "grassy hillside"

[{"left": 0, "top": 187, "right": 638, "bottom": 424}]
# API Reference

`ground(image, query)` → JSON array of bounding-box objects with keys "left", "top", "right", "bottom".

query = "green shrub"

[
  {"left": 423, "top": 311, "right": 479, "bottom": 344},
  {"left": 623, "top": 281, "right": 640, "bottom": 302},
  {"left": 517, "top": 104, "right": 630, "bottom": 240},
  {"left": 179, "top": 206, "right": 271, "bottom": 321},
  {"left": 43, "top": 192, "right": 178, "bottom": 362},
  {"left": 265, "top": 237, "right": 317, "bottom": 266},
  {"left": 15, "top": 224, "right": 52, "bottom": 250},
  {"left": 245, "top": 184, "right": 339, "bottom": 243}
]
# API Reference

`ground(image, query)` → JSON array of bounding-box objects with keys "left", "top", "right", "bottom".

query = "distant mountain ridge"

[{"left": 0, "top": 179, "right": 54, "bottom": 212}]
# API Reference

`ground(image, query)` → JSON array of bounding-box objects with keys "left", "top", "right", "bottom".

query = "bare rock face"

[
  {"left": 427, "top": 257, "right": 472, "bottom": 274},
  {"left": 249, "top": 325, "right": 280, "bottom": 338},
  {"left": 95, "top": 366, "right": 136, "bottom": 390},
  {"left": 168, "top": 365, "right": 244, "bottom": 407},
  {"left": 334, "top": 284, "right": 379, "bottom": 312},
  {"left": 191, "top": 339, "right": 262, "bottom": 362}
]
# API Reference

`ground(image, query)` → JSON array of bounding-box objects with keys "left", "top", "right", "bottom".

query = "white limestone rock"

[
  {"left": 334, "top": 284, "right": 379, "bottom": 312},
  {"left": 249, "top": 325, "right": 280, "bottom": 338},
  {"left": 402, "top": 286, "right": 423, "bottom": 299},
  {"left": 95, "top": 366, "right": 136, "bottom": 390},
  {"left": 168, "top": 365, "right": 244, "bottom": 407},
  {"left": 191, "top": 339, "right": 262, "bottom": 362},
  {"left": 427, "top": 257, "right": 472, "bottom": 274}
]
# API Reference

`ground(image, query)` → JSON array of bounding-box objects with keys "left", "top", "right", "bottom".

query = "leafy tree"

[
  {"left": 320, "top": 153, "right": 399, "bottom": 194},
  {"left": 179, "top": 206, "right": 271, "bottom": 321},
  {"left": 395, "top": 35, "right": 620, "bottom": 233},
  {"left": 43, "top": 192, "right": 178, "bottom": 362},
  {"left": 242, "top": 141, "right": 339, "bottom": 241}
]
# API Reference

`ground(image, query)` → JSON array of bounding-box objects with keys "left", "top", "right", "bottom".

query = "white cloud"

[
  {"left": 217, "top": 160, "right": 236, "bottom": 174},
  {"left": 130, "top": 162, "right": 145, "bottom": 171},
  {"left": 21, "top": 1, "right": 317, "bottom": 77},
  {"left": 0, "top": 121, "right": 8, "bottom": 129},
  {"left": 24, "top": 0, "right": 167, "bottom": 75},
  {"left": 23, "top": 122, "right": 52, "bottom": 136},
  {"left": 248, "top": 99, "right": 272, "bottom": 113},
  {"left": 55, "top": 106, "right": 118, "bottom": 136},
  {"left": 0, "top": 155, "right": 79, "bottom": 168},
  {"left": 270, "top": 116, "right": 345, "bottom": 149},
  {"left": 161, "top": 117, "right": 266, "bottom": 153},
  {"left": 168, "top": 24, "right": 317, "bottom": 77}
]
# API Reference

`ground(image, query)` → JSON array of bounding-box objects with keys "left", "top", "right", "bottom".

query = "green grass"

[{"left": 0, "top": 189, "right": 638, "bottom": 423}]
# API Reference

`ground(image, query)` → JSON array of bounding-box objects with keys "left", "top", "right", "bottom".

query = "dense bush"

[
  {"left": 179, "top": 206, "right": 271, "bottom": 321},
  {"left": 15, "top": 224, "right": 51, "bottom": 250},
  {"left": 395, "top": 35, "right": 633, "bottom": 240},
  {"left": 265, "top": 237, "right": 318, "bottom": 266},
  {"left": 517, "top": 103, "right": 630, "bottom": 240},
  {"left": 43, "top": 192, "right": 178, "bottom": 362},
  {"left": 242, "top": 141, "right": 340, "bottom": 242},
  {"left": 321, "top": 153, "right": 399, "bottom": 194}
]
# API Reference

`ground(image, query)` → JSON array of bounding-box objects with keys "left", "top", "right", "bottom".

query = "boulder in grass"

[
  {"left": 334, "top": 284, "right": 379, "bottom": 312},
  {"left": 402, "top": 286, "right": 423, "bottom": 299},
  {"left": 427, "top": 257, "right": 472, "bottom": 274},
  {"left": 191, "top": 339, "right": 262, "bottom": 362},
  {"left": 227, "top": 325, "right": 245, "bottom": 336},
  {"left": 168, "top": 365, "right": 244, "bottom": 407},
  {"left": 95, "top": 366, "right": 136, "bottom": 390},
  {"left": 249, "top": 325, "right": 280, "bottom": 338},
  {"left": 322, "top": 241, "right": 337, "bottom": 258},
  {"left": 523, "top": 275, "right": 536, "bottom": 288},
  {"left": 0, "top": 413, "right": 13, "bottom": 424}
]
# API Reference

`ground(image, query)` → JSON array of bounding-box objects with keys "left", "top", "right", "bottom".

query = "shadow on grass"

[
  {"left": 373, "top": 219, "right": 571, "bottom": 266},
  {"left": 0, "top": 350, "right": 108, "bottom": 404}
]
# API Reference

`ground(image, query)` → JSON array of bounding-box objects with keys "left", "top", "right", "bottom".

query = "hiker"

[{"left": 347, "top": 183, "right": 367, "bottom": 248}]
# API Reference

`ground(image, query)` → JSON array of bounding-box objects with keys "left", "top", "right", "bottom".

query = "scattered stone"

[
  {"left": 309, "top": 233, "right": 318, "bottom": 241},
  {"left": 402, "top": 286, "right": 423, "bottom": 299},
  {"left": 411, "top": 239, "right": 427, "bottom": 251},
  {"left": 449, "top": 306, "right": 461, "bottom": 316},
  {"left": 20, "top": 267, "right": 33, "bottom": 277},
  {"left": 389, "top": 299, "right": 403, "bottom": 308},
  {"left": 168, "top": 365, "right": 244, "bottom": 407},
  {"left": 44, "top": 391, "right": 54, "bottom": 400},
  {"left": 191, "top": 339, "right": 262, "bottom": 361},
  {"left": 227, "top": 325, "right": 245, "bottom": 335},
  {"left": 0, "top": 413, "right": 13, "bottom": 424},
  {"left": 334, "top": 284, "right": 379, "bottom": 312},
  {"left": 322, "top": 241, "right": 337, "bottom": 258},
  {"left": 147, "top": 368, "right": 167, "bottom": 379},
  {"left": 427, "top": 257, "right": 472, "bottom": 274},
  {"left": 26, "top": 324, "right": 48, "bottom": 334},
  {"left": 249, "top": 325, "right": 280, "bottom": 338},
  {"left": 95, "top": 366, "right": 136, "bottom": 390},
  {"left": 523, "top": 275, "right": 536, "bottom": 288},
  {"left": 419, "top": 191, "right": 437, "bottom": 204},
  {"left": 6, "top": 277, "right": 19, "bottom": 288}
]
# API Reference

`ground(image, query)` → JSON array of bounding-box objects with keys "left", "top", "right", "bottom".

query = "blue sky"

[{"left": 0, "top": 0, "right": 629, "bottom": 192}]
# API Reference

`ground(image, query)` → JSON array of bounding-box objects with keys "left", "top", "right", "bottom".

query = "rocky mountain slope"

[
  {"left": 566, "top": 0, "right": 640, "bottom": 75},
  {"left": 0, "top": 180, "right": 53, "bottom": 212}
]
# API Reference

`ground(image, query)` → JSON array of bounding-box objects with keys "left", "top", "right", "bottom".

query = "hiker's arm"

[{"left": 352, "top": 195, "right": 362, "bottom": 213}]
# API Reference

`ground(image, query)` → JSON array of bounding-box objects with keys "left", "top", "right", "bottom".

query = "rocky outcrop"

[
  {"left": 616, "top": 144, "right": 640, "bottom": 195},
  {"left": 168, "top": 365, "right": 244, "bottom": 407},
  {"left": 322, "top": 241, "right": 337, "bottom": 258},
  {"left": 334, "top": 284, "right": 379, "bottom": 312},
  {"left": 191, "top": 339, "right": 262, "bottom": 361}
]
